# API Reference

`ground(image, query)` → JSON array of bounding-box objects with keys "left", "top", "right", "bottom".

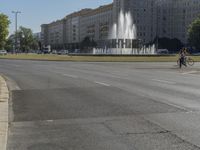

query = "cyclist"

[{"left": 179, "top": 48, "right": 187, "bottom": 68}]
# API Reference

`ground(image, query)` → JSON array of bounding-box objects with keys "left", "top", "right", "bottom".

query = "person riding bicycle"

[{"left": 179, "top": 48, "right": 187, "bottom": 68}]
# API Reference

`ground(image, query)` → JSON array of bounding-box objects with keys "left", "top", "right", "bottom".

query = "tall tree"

[
  {"left": 80, "top": 36, "right": 97, "bottom": 53},
  {"left": 152, "top": 37, "right": 183, "bottom": 52},
  {"left": 18, "top": 26, "right": 38, "bottom": 52},
  {"left": 188, "top": 17, "right": 200, "bottom": 50},
  {"left": 5, "top": 37, "right": 14, "bottom": 51},
  {"left": 5, "top": 26, "right": 39, "bottom": 52},
  {"left": 0, "top": 13, "right": 10, "bottom": 49}
]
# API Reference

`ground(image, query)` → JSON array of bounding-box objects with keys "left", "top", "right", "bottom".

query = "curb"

[{"left": 0, "top": 76, "right": 9, "bottom": 150}]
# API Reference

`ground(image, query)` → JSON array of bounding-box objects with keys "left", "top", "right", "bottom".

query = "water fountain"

[{"left": 93, "top": 10, "right": 156, "bottom": 55}]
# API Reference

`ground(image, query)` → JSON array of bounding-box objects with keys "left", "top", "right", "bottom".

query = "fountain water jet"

[{"left": 93, "top": 10, "right": 156, "bottom": 55}]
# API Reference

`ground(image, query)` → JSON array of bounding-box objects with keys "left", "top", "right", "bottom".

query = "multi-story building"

[
  {"left": 80, "top": 4, "right": 113, "bottom": 47},
  {"left": 113, "top": 0, "right": 200, "bottom": 44},
  {"left": 41, "top": 4, "right": 112, "bottom": 50},
  {"left": 156, "top": 0, "right": 200, "bottom": 44},
  {"left": 63, "top": 9, "right": 92, "bottom": 49},
  {"left": 41, "top": 19, "right": 64, "bottom": 49},
  {"left": 41, "top": 24, "right": 48, "bottom": 47},
  {"left": 41, "top": 0, "right": 200, "bottom": 50}
]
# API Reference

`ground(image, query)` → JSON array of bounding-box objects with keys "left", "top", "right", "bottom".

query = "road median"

[
  {"left": 0, "top": 54, "right": 200, "bottom": 62},
  {"left": 0, "top": 75, "right": 9, "bottom": 150}
]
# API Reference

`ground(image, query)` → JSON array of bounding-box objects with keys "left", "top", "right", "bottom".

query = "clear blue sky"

[{"left": 0, "top": 0, "right": 112, "bottom": 34}]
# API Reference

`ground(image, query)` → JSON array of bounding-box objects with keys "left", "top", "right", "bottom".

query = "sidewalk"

[{"left": 0, "top": 76, "right": 9, "bottom": 150}]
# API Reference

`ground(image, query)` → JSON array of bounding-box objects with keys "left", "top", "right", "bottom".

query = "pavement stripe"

[
  {"left": 95, "top": 81, "right": 110, "bottom": 87},
  {"left": 46, "top": 120, "right": 54, "bottom": 122},
  {"left": 63, "top": 74, "right": 78, "bottom": 78},
  {"left": 152, "top": 79, "right": 176, "bottom": 85},
  {"left": 181, "top": 71, "right": 199, "bottom": 75}
]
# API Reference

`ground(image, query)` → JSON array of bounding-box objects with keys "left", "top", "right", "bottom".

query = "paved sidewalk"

[{"left": 0, "top": 76, "right": 9, "bottom": 150}]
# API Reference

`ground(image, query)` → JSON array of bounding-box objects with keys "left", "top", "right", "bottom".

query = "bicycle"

[{"left": 177, "top": 56, "right": 195, "bottom": 66}]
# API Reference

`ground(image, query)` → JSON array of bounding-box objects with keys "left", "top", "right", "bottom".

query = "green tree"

[
  {"left": 5, "top": 26, "right": 39, "bottom": 52},
  {"left": 4, "top": 34, "right": 17, "bottom": 52},
  {"left": 18, "top": 26, "right": 38, "bottom": 52},
  {"left": 152, "top": 37, "right": 183, "bottom": 52},
  {"left": 0, "top": 13, "right": 10, "bottom": 49},
  {"left": 5, "top": 38, "right": 14, "bottom": 51},
  {"left": 80, "top": 36, "right": 97, "bottom": 53},
  {"left": 91, "top": 39, "right": 97, "bottom": 47},
  {"left": 188, "top": 17, "right": 200, "bottom": 50}
]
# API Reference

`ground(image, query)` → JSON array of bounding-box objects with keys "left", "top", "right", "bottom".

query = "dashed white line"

[
  {"left": 63, "top": 74, "right": 78, "bottom": 78},
  {"left": 152, "top": 79, "right": 176, "bottom": 84},
  {"left": 12, "top": 65, "right": 21, "bottom": 67},
  {"left": 181, "top": 71, "right": 199, "bottom": 75},
  {"left": 46, "top": 120, "right": 54, "bottom": 122},
  {"left": 95, "top": 81, "right": 110, "bottom": 87}
]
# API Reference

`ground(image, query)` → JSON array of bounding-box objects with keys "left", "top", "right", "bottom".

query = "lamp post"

[{"left": 12, "top": 11, "right": 21, "bottom": 53}]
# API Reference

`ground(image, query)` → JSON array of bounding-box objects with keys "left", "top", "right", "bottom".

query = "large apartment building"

[
  {"left": 41, "top": 9, "right": 91, "bottom": 49},
  {"left": 156, "top": 0, "right": 200, "bottom": 44},
  {"left": 41, "top": 4, "right": 112, "bottom": 49},
  {"left": 41, "top": 0, "right": 200, "bottom": 50},
  {"left": 63, "top": 9, "right": 92, "bottom": 49},
  {"left": 80, "top": 4, "right": 113, "bottom": 48},
  {"left": 114, "top": 0, "right": 200, "bottom": 44}
]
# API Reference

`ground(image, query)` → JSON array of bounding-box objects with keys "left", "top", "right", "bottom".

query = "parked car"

[
  {"left": 192, "top": 52, "right": 200, "bottom": 56},
  {"left": 43, "top": 49, "right": 51, "bottom": 54},
  {"left": 0, "top": 50, "right": 7, "bottom": 55},
  {"left": 52, "top": 50, "right": 57, "bottom": 54},
  {"left": 37, "top": 50, "right": 43, "bottom": 54},
  {"left": 74, "top": 49, "right": 80, "bottom": 53},
  {"left": 157, "top": 49, "right": 169, "bottom": 54},
  {"left": 57, "top": 50, "right": 69, "bottom": 55}
]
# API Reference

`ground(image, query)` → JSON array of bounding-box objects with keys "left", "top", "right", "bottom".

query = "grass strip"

[{"left": 0, "top": 54, "right": 200, "bottom": 62}]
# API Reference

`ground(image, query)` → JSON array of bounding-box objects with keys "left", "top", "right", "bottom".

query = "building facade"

[
  {"left": 156, "top": 0, "right": 200, "bottom": 44},
  {"left": 41, "top": 4, "right": 112, "bottom": 50},
  {"left": 113, "top": 0, "right": 200, "bottom": 44},
  {"left": 63, "top": 9, "right": 92, "bottom": 49},
  {"left": 41, "top": 0, "right": 200, "bottom": 50},
  {"left": 41, "top": 20, "right": 64, "bottom": 49},
  {"left": 80, "top": 4, "right": 113, "bottom": 48}
]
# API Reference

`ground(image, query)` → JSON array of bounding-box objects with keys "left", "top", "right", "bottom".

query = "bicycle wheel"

[{"left": 187, "top": 58, "right": 194, "bottom": 66}]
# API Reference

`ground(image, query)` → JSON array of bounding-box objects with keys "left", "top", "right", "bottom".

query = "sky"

[{"left": 0, "top": 0, "right": 113, "bottom": 34}]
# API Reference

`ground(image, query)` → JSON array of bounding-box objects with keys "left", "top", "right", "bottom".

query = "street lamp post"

[{"left": 12, "top": 11, "right": 21, "bottom": 53}]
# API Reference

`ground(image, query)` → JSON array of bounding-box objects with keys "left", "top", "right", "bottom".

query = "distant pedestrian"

[{"left": 179, "top": 48, "right": 187, "bottom": 68}]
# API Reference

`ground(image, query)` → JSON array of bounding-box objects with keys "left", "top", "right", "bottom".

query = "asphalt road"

[{"left": 0, "top": 59, "right": 200, "bottom": 150}]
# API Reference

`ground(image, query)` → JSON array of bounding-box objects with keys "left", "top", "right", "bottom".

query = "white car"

[
  {"left": 0, "top": 50, "right": 7, "bottom": 55},
  {"left": 157, "top": 49, "right": 169, "bottom": 54},
  {"left": 57, "top": 50, "right": 68, "bottom": 55},
  {"left": 192, "top": 52, "right": 200, "bottom": 56}
]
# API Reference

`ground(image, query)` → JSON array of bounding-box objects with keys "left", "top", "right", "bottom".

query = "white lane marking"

[
  {"left": 152, "top": 79, "right": 176, "bottom": 84},
  {"left": 95, "top": 81, "right": 110, "bottom": 87},
  {"left": 12, "top": 65, "right": 21, "bottom": 67},
  {"left": 181, "top": 71, "right": 199, "bottom": 75},
  {"left": 3, "top": 76, "right": 21, "bottom": 91},
  {"left": 46, "top": 120, "right": 54, "bottom": 122},
  {"left": 109, "top": 75, "right": 121, "bottom": 79},
  {"left": 13, "top": 85, "right": 21, "bottom": 91},
  {"left": 163, "top": 101, "right": 189, "bottom": 112},
  {"left": 63, "top": 74, "right": 78, "bottom": 78}
]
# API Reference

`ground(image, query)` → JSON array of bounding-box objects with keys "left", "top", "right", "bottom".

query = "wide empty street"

[{"left": 0, "top": 59, "right": 200, "bottom": 150}]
